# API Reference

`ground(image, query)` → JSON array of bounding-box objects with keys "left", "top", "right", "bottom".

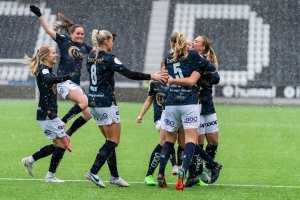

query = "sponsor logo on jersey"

[
  {"left": 68, "top": 46, "right": 85, "bottom": 59},
  {"left": 42, "top": 69, "right": 49, "bottom": 74}
]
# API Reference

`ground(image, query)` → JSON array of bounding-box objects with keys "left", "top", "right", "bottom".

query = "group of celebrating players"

[{"left": 21, "top": 5, "right": 222, "bottom": 190}]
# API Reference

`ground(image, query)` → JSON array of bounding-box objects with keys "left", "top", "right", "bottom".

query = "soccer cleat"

[
  {"left": 175, "top": 167, "right": 184, "bottom": 190},
  {"left": 199, "top": 172, "right": 211, "bottom": 184},
  {"left": 210, "top": 163, "right": 222, "bottom": 183},
  {"left": 110, "top": 176, "right": 130, "bottom": 187},
  {"left": 22, "top": 157, "right": 34, "bottom": 177},
  {"left": 44, "top": 175, "right": 65, "bottom": 183},
  {"left": 184, "top": 176, "right": 199, "bottom": 188},
  {"left": 203, "top": 164, "right": 212, "bottom": 177},
  {"left": 144, "top": 175, "right": 156, "bottom": 186},
  {"left": 198, "top": 179, "right": 208, "bottom": 187},
  {"left": 65, "top": 134, "right": 72, "bottom": 152},
  {"left": 85, "top": 171, "right": 105, "bottom": 188},
  {"left": 172, "top": 165, "right": 179, "bottom": 175},
  {"left": 157, "top": 175, "right": 167, "bottom": 188}
]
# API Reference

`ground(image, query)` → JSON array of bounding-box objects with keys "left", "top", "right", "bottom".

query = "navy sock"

[
  {"left": 158, "top": 142, "right": 174, "bottom": 176},
  {"left": 182, "top": 142, "right": 195, "bottom": 172},
  {"left": 198, "top": 144, "right": 217, "bottom": 168},
  {"left": 205, "top": 144, "right": 218, "bottom": 169},
  {"left": 32, "top": 144, "right": 56, "bottom": 161},
  {"left": 107, "top": 149, "right": 119, "bottom": 178},
  {"left": 66, "top": 116, "right": 87, "bottom": 136},
  {"left": 62, "top": 104, "right": 82, "bottom": 123},
  {"left": 177, "top": 146, "right": 184, "bottom": 166},
  {"left": 198, "top": 144, "right": 204, "bottom": 175},
  {"left": 49, "top": 147, "right": 66, "bottom": 173},
  {"left": 169, "top": 144, "right": 177, "bottom": 166},
  {"left": 90, "top": 141, "right": 118, "bottom": 174},
  {"left": 188, "top": 145, "right": 202, "bottom": 178},
  {"left": 146, "top": 144, "right": 162, "bottom": 176}
]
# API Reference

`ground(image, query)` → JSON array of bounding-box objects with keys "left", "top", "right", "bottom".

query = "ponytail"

[
  {"left": 170, "top": 32, "right": 188, "bottom": 62},
  {"left": 24, "top": 45, "right": 51, "bottom": 76},
  {"left": 54, "top": 13, "right": 82, "bottom": 35},
  {"left": 199, "top": 36, "right": 219, "bottom": 69}
]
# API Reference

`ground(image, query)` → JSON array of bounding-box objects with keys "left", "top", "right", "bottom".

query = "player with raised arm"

[
  {"left": 30, "top": 5, "right": 92, "bottom": 138},
  {"left": 85, "top": 29, "right": 168, "bottom": 188}
]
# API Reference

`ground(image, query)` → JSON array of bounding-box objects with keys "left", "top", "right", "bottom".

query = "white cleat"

[
  {"left": 109, "top": 176, "right": 130, "bottom": 187},
  {"left": 22, "top": 157, "right": 33, "bottom": 177},
  {"left": 44, "top": 175, "right": 65, "bottom": 183},
  {"left": 172, "top": 165, "right": 179, "bottom": 175},
  {"left": 85, "top": 171, "right": 105, "bottom": 188}
]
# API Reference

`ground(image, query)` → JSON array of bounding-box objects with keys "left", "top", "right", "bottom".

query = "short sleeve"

[
  {"left": 147, "top": 81, "right": 155, "bottom": 96},
  {"left": 55, "top": 33, "right": 69, "bottom": 44},
  {"left": 110, "top": 55, "right": 126, "bottom": 72}
]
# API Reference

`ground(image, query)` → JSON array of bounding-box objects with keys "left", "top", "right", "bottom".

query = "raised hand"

[{"left": 30, "top": 5, "right": 42, "bottom": 17}]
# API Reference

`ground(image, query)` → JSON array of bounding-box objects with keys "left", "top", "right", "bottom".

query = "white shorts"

[
  {"left": 198, "top": 113, "right": 219, "bottom": 135},
  {"left": 57, "top": 80, "right": 83, "bottom": 99},
  {"left": 38, "top": 118, "right": 65, "bottom": 141},
  {"left": 154, "top": 110, "right": 166, "bottom": 130},
  {"left": 89, "top": 106, "right": 121, "bottom": 126},
  {"left": 163, "top": 104, "right": 200, "bottom": 132}
]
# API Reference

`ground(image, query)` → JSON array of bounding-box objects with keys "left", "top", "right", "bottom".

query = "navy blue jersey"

[
  {"left": 148, "top": 81, "right": 168, "bottom": 122},
  {"left": 55, "top": 33, "right": 92, "bottom": 85},
  {"left": 87, "top": 50, "right": 151, "bottom": 107},
  {"left": 36, "top": 65, "right": 71, "bottom": 120},
  {"left": 164, "top": 50, "right": 215, "bottom": 106},
  {"left": 198, "top": 71, "right": 220, "bottom": 115}
]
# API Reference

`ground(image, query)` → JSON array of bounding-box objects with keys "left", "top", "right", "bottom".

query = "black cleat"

[
  {"left": 184, "top": 176, "right": 199, "bottom": 188},
  {"left": 210, "top": 163, "right": 222, "bottom": 183}
]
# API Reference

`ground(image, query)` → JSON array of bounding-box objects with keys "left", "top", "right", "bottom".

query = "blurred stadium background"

[{"left": 0, "top": 0, "right": 299, "bottom": 104}]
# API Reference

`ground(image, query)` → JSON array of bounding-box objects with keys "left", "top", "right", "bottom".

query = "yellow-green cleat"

[
  {"left": 144, "top": 175, "right": 156, "bottom": 186},
  {"left": 198, "top": 179, "right": 208, "bottom": 187}
]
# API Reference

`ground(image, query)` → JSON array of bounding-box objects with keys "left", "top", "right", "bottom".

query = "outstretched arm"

[
  {"left": 136, "top": 96, "right": 154, "bottom": 123},
  {"left": 30, "top": 5, "right": 56, "bottom": 40},
  {"left": 118, "top": 67, "right": 168, "bottom": 83}
]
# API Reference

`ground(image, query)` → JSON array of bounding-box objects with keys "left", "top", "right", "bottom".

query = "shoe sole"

[
  {"left": 110, "top": 182, "right": 130, "bottom": 187},
  {"left": 144, "top": 181, "right": 156, "bottom": 186}
]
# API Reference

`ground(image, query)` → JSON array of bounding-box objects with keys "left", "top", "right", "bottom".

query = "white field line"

[{"left": 0, "top": 178, "right": 299, "bottom": 189}]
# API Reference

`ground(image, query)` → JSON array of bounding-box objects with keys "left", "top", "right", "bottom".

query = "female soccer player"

[
  {"left": 30, "top": 5, "right": 91, "bottom": 137},
  {"left": 22, "top": 44, "right": 74, "bottom": 182},
  {"left": 157, "top": 32, "right": 222, "bottom": 190},
  {"left": 85, "top": 29, "right": 168, "bottom": 188},
  {"left": 167, "top": 36, "right": 222, "bottom": 188},
  {"left": 136, "top": 62, "right": 183, "bottom": 186},
  {"left": 193, "top": 36, "right": 221, "bottom": 184},
  {"left": 29, "top": 5, "right": 125, "bottom": 183}
]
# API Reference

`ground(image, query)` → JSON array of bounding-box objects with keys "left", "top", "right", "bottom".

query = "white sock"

[
  {"left": 46, "top": 171, "right": 55, "bottom": 177},
  {"left": 28, "top": 156, "right": 34, "bottom": 163}
]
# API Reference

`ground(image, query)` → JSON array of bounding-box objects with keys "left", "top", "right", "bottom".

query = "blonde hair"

[
  {"left": 199, "top": 36, "right": 219, "bottom": 69},
  {"left": 170, "top": 32, "right": 188, "bottom": 62},
  {"left": 90, "top": 29, "right": 113, "bottom": 60},
  {"left": 54, "top": 13, "right": 83, "bottom": 35},
  {"left": 24, "top": 45, "right": 51, "bottom": 76}
]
